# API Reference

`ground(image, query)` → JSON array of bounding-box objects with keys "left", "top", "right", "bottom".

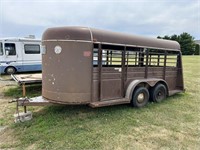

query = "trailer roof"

[{"left": 42, "top": 26, "right": 180, "bottom": 50}]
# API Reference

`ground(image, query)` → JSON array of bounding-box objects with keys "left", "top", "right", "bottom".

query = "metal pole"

[
  {"left": 163, "top": 51, "right": 167, "bottom": 80},
  {"left": 145, "top": 48, "right": 149, "bottom": 78},
  {"left": 121, "top": 46, "right": 126, "bottom": 97},
  {"left": 98, "top": 43, "right": 102, "bottom": 101}
]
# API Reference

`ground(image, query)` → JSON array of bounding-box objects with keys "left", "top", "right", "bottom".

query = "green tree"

[
  {"left": 157, "top": 36, "right": 162, "bottom": 39},
  {"left": 194, "top": 44, "right": 200, "bottom": 55},
  {"left": 179, "top": 32, "right": 195, "bottom": 55},
  {"left": 163, "top": 35, "right": 171, "bottom": 40},
  {"left": 170, "top": 34, "right": 179, "bottom": 42},
  {"left": 157, "top": 32, "right": 196, "bottom": 55}
]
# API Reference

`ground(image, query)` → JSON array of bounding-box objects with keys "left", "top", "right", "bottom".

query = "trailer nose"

[{"left": 42, "top": 41, "right": 93, "bottom": 104}]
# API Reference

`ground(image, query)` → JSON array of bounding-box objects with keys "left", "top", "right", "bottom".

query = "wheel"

[
  {"left": 150, "top": 84, "right": 167, "bottom": 103},
  {"left": 131, "top": 87, "right": 149, "bottom": 108},
  {"left": 5, "top": 66, "right": 16, "bottom": 74}
]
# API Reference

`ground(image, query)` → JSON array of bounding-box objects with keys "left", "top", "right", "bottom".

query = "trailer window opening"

[
  {"left": 0, "top": 42, "right": 3, "bottom": 55},
  {"left": 166, "top": 51, "right": 179, "bottom": 67},
  {"left": 125, "top": 47, "right": 145, "bottom": 66},
  {"left": 103, "top": 49, "right": 122, "bottom": 66},
  {"left": 93, "top": 44, "right": 149, "bottom": 67},
  {"left": 93, "top": 49, "right": 123, "bottom": 67},
  {"left": 5, "top": 43, "right": 16, "bottom": 55},
  {"left": 24, "top": 44, "right": 40, "bottom": 54},
  {"left": 148, "top": 49, "right": 178, "bottom": 67},
  {"left": 93, "top": 44, "right": 179, "bottom": 68}
]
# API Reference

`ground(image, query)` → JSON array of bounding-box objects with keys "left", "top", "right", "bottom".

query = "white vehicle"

[{"left": 0, "top": 37, "right": 42, "bottom": 74}]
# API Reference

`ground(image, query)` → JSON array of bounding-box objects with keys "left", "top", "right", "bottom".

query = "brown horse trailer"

[{"left": 16, "top": 26, "right": 184, "bottom": 112}]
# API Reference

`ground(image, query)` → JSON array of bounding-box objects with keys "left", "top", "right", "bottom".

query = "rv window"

[
  {"left": 5, "top": 43, "right": 16, "bottom": 55},
  {"left": 24, "top": 44, "right": 40, "bottom": 54},
  {"left": 0, "top": 42, "right": 3, "bottom": 55}
]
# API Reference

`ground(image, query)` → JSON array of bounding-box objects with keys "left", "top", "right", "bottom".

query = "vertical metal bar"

[
  {"left": 91, "top": 44, "right": 94, "bottom": 102},
  {"left": 125, "top": 48, "right": 128, "bottom": 81},
  {"left": 176, "top": 52, "right": 184, "bottom": 89},
  {"left": 106, "top": 50, "right": 109, "bottom": 65},
  {"left": 98, "top": 44, "right": 102, "bottom": 101},
  {"left": 149, "top": 54, "right": 151, "bottom": 66},
  {"left": 139, "top": 49, "right": 144, "bottom": 67},
  {"left": 145, "top": 48, "right": 149, "bottom": 78},
  {"left": 157, "top": 54, "right": 160, "bottom": 66},
  {"left": 138, "top": 51, "right": 141, "bottom": 66},
  {"left": 127, "top": 52, "right": 129, "bottom": 65},
  {"left": 121, "top": 46, "right": 126, "bottom": 97},
  {"left": 135, "top": 52, "right": 137, "bottom": 65},
  {"left": 163, "top": 50, "right": 167, "bottom": 80},
  {"left": 126, "top": 51, "right": 129, "bottom": 78},
  {"left": 110, "top": 51, "right": 113, "bottom": 65}
]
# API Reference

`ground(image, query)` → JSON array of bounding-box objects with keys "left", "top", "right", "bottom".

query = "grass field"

[{"left": 0, "top": 56, "right": 199, "bottom": 149}]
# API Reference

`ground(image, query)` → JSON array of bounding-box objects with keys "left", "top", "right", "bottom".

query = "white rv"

[{"left": 0, "top": 37, "right": 42, "bottom": 74}]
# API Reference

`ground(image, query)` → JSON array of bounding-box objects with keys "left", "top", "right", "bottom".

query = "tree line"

[{"left": 157, "top": 32, "right": 199, "bottom": 55}]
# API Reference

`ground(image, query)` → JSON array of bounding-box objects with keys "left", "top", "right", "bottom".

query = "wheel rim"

[
  {"left": 6, "top": 67, "right": 15, "bottom": 74},
  {"left": 156, "top": 90, "right": 165, "bottom": 100},
  {"left": 137, "top": 93, "right": 145, "bottom": 103}
]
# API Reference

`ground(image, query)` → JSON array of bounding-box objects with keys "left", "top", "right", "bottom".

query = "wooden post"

[
  {"left": 22, "top": 83, "right": 26, "bottom": 97},
  {"left": 22, "top": 83, "right": 27, "bottom": 113}
]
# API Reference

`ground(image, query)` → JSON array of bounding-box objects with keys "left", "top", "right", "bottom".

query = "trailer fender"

[{"left": 125, "top": 79, "right": 169, "bottom": 101}]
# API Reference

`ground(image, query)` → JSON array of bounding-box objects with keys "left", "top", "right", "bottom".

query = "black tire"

[
  {"left": 131, "top": 87, "right": 149, "bottom": 108},
  {"left": 150, "top": 84, "right": 167, "bottom": 103},
  {"left": 5, "top": 66, "right": 16, "bottom": 74}
]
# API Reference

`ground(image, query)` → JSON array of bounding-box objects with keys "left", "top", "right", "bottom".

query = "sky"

[{"left": 0, "top": 0, "right": 199, "bottom": 40}]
